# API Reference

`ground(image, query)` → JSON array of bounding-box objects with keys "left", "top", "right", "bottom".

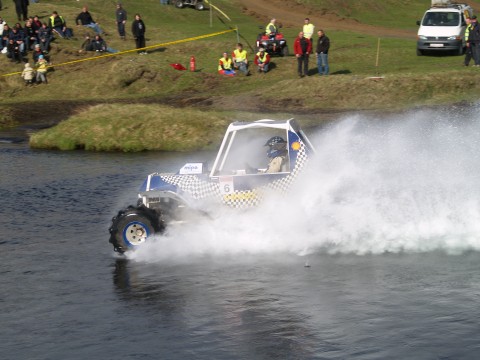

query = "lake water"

[{"left": 1, "top": 108, "right": 480, "bottom": 359}]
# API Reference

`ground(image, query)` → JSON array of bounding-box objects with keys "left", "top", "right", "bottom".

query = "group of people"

[
  {"left": 218, "top": 17, "right": 330, "bottom": 78},
  {"left": 0, "top": 2, "right": 150, "bottom": 86}
]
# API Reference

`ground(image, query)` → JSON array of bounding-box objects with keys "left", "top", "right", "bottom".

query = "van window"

[{"left": 422, "top": 12, "right": 460, "bottom": 26}]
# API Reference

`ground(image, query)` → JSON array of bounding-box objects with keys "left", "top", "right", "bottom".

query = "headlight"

[
  {"left": 417, "top": 35, "right": 427, "bottom": 40},
  {"left": 447, "top": 35, "right": 460, "bottom": 40}
]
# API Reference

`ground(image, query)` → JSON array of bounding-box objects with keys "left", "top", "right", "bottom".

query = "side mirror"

[{"left": 416, "top": 20, "right": 421, "bottom": 26}]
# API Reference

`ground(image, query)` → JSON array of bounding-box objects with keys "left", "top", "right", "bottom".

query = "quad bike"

[
  {"left": 109, "top": 119, "right": 315, "bottom": 254},
  {"left": 256, "top": 26, "right": 289, "bottom": 57},
  {"left": 174, "top": 0, "right": 205, "bottom": 10}
]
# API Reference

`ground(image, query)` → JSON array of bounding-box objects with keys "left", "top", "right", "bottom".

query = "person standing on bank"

[
  {"left": 316, "top": 29, "right": 330, "bottom": 75},
  {"left": 468, "top": 15, "right": 480, "bottom": 66},
  {"left": 464, "top": 17, "right": 474, "bottom": 66},
  {"left": 13, "top": 0, "right": 29, "bottom": 22},
  {"left": 293, "top": 31, "right": 311, "bottom": 77},
  {"left": 131, "top": 13, "right": 146, "bottom": 54},
  {"left": 303, "top": 18, "right": 315, "bottom": 40},
  {"left": 115, "top": 3, "right": 127, "bottom": 40}
]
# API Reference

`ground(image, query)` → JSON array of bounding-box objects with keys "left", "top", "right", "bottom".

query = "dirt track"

[{"left": 238, "top": 0, "right": 415, "bottom": 39}]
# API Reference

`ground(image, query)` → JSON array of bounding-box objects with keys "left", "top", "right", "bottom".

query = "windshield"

[{"left": 422, "top": 12, "right": 460, "bottom": 26}]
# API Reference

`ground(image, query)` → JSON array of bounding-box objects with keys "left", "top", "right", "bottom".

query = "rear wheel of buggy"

[
  {"left": 109, "top": 206, "right": 163, "bottom": 253},
  {"left": 175, "top": 0, "right": 185, "bottom": 9},
  {"left": 195, "top": 2, "right": 205, "bottom": 10},
  {"left": 282, "top": 45, "right": 289, "bottom": 57}
]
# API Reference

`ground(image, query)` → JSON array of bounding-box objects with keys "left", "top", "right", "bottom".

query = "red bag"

[{"left": 170, "top": 63, "right": 186, "bottom": 71}]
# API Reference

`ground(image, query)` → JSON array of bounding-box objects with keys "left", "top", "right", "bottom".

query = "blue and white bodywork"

[{"left": 109, "top": 119, "right": 315, "bottom": 253}]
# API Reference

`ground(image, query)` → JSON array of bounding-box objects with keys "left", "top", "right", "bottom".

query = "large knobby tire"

[
  {"left": 109, "top": 205, "right": 163, "bottom": 253},
  {"left": 175, "top": 0, "right": 185, "bottom": 9},
  {"left": 282, "top": 45, "right": 289, "bottom": 57}
]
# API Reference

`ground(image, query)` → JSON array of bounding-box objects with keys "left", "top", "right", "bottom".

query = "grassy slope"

[{"left": 0, "top": 0, "right": 478, "bottom": 149}]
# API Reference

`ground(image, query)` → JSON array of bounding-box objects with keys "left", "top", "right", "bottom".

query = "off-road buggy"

[
  {"left": 109, "top": 119, "right": 315, "bottom": 253},
  {"left": 173, "top": 0, "right": 205, "bottom": 11},
  {"left": 256, "top": 26, "right": 289, "bottom": 57}
]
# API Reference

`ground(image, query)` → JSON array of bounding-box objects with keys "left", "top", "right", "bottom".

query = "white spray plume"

[{"left": 130, "top": 107, "right": 480, "bottom": 262}]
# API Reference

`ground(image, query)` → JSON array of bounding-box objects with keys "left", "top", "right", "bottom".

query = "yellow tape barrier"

[{"left": 1, "top": 28, "right": 237, "bottom": 77}]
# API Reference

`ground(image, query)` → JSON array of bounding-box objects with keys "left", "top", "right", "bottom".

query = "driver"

[
  {"left": 264, "top": 136, "right": 288, "bottom": 173},
  {"left": 265, "top": 18, "right": 277, "bottom": 39}
]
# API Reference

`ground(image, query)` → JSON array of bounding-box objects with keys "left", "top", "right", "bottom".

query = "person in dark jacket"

[
  {"left": 131, "top": 13, "right": 146, "bottom": 54},
  {"left": 13, "top": 0, "right": 29, "bottom": 22},
  {"left": 76, "top": 6, "right": 103, "bottom": 35},
  {"left": 293, "top": 31, "right": 312, "bottom": 77},
  {"left": 115, "top": 3, "right": 127, "bottom": 40},
  {"left": 315, "top": 29, "right": 330, "bottom": 75},
  {"left": 37, "top": 22, "right": 52, "bottom": 53},
  {"left": 467, "top": 15, "right": 480, "bottom": 66}
]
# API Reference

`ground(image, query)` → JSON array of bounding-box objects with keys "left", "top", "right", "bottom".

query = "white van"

[{"left": 416, "top": 1, "right": 473, "bottom": 55}]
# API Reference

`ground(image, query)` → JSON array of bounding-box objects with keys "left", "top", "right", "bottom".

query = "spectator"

[
  {"left": 35, "top": 54, "right": 48, "bottom": 84},
  {"left": 315, "top": 29, "right": 330, "bottom": 75},
  {"left": 9, "top": 26, "right": 25, "bottom": 55},
  {"left": 76, "top": 6, "right": 103, "bottom": 35},
  {"left": 115, "top": 3, "right": 127, "bottom": 40},
  {"left": 21, "top": 62, "right": 34, "bottom": 85},
  {"left": 7, "top": 39, "right": 21, "bottom": 62},
  {"left": 1, "top": 23, "right": 11, "bottom": 54},
  {"left": 0, "top": 17, "right": 6, "bottom": 53},
  {"left": 232, "top": 43, "right": 250, "bottom": 76},
  {"left": 218, "top": 51, "right": 235, "bottom": 76},
  {"left": 91, "top": 34, "right": 118, "bottom": 53},
  {"left": 464, "top": 17, "right": 474, "bottom": 66},
  {"left": 32, "top": 43, "right": 45, "bottom": 62},
  {"left": 294, "top": 31, "right": 311, "bottom": 77},
  {"left": 265, "top": 18, "right": 277, "bottom": 39},
  {"left": 13, "top": 0, "right": 29, "bottom": 22},
  {"left": 303, "top": 18, "right": 315, "bottom": 40},
  {"left": 32, "top": 15, "right": 42, "bottom": 31},
  {"left": 131, "top": 13, "right": 146, "bottom": 54},
  {"left": 50, "top": 11, "right": 69, "bottom": 39},
  {"left": 37, "top": 22, "right": 52, "bottom": 53},
  {"left": 254, "top": 46, "right": 270, "bottom": 73},
  {"left": 24, "top": 19, "right": 37, "bottom": 50},
  {"left": 468, "top": 15, "right": 480, "bottom": 66}
]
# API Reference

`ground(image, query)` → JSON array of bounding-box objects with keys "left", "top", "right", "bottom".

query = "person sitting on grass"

[
  {"left": 76, "top": 6, "right": 103, "bottom": 35},
  {"left": 50, "top": 11, "right": 70, "bottom": 39},
  {"left": 232, "top": 43, "right": 250, "bottom": 76},
  {"left": 218, "top": 52, "right": 235, "bottom": 76},
  {"left": 254, "top": 46, "right": 270, "bottom": 74},
  {"left": 91, "top": 35, "right": 118, "bottom": 53},
  {"left": 7, "top": 39, "right": 22, "bottom": 63},
  {"left": 32, "top": 43, "right": 46, "bottom": 62},
  {"left": 37, "top": 22, "right": 52, "bottom": 54}
]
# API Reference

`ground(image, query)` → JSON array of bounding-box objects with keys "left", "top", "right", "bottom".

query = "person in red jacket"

[
  {"left": 254, "top": 46, "right": 270, "bottom": 73},
  {"left": 293, "top": 31, "right": 312, "bottom": 77}
]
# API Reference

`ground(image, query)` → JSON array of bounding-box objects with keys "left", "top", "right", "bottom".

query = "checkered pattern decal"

[{"left": 156, "top": 139, "right": 309, "bottom": 209}]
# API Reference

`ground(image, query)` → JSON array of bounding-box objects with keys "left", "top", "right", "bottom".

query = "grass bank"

[{"left": 0, "top": 0, "right": 478, "bottom": 149}]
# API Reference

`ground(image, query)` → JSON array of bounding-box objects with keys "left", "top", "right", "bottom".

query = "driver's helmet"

[{"left": 265, "top": 136, "right": 287, "bottom": 158}]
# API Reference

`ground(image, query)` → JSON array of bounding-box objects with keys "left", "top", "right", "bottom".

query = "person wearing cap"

[
  {"left": 316, "top": 29, "right": 330, "bottom": 75},
  {"left": 303, "top": 18, "right": 315, "bottom": 40},
  {"left": 218, "top": 52, "right": 235, "bottom": 76},
  {"left": 115, "top": 3, "right": 127, "bottom": 40},
  {"left": 35, "top": 54, "right": 48, "bottom": 84},
  {"left": 294, "top": 31, "right": 312, "bottom": 77},
  {"left": 232, "top": 43, "right": 250, "bottom": 76},
  {"left": 254, "top": 46, "right": 270, "bottom": 73}
]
